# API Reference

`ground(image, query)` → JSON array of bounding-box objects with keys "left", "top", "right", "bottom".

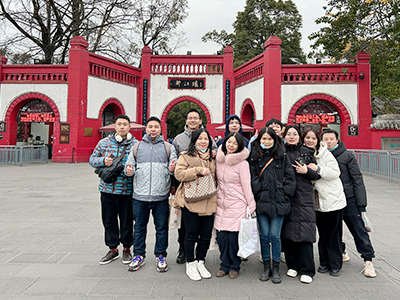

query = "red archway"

[
  {"left": 287, "top": 93, "right": 352, "bottom": 138},
  {"left": 160, "top": 96, "right": 212, "bottom": 137},
  {"left": 240, "top": 99, "right": 256, "bottom": 126},
  {"left": 98, "top": 98, "right": 125, "bottom": 120},
  {"left": 4, "top": 93, "right": 61, "bottom": 146}
]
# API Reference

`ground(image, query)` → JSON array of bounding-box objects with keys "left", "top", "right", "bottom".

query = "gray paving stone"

[
  {"left": 23, "top": 278, "right": 99, "bottom": 296},
  {"left": 13, "top": 264, "right": 82, "bottom": 278},
  {"left": 0, "top": 163, "right": 399, "bottom": 299}
]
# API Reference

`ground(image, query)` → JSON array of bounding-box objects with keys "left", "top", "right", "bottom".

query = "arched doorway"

[
  {"left": 4, "top": 93, "right": 60, "bottom": 151},
  {"left": 287, "top": 93, "right": 352, "bottom": 139},
  {"left": 161, "top": 97, "right": 212, "bottom": 141},
  {"left": 98, "top": 99, "right": 125, "bottom": 138},
  {"left": 241, "top": 99, "right": 255, "bottom": 139},
  {"left": 17, "top": 100, "right": 55, "bottom": 146}
]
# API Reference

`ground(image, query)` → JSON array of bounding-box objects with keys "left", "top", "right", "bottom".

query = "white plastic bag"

[
  {"left": 209, "top": 228, "right": 219, "bottom": 251},
  {"left": 237, "top": 208, "right": 260, "bottom": 259},
  {"left": 361, "top": 212, "right": 374, "bottom": 232},
  {"left": 168, "top": 196, "right": 181, "bottom": 229}
]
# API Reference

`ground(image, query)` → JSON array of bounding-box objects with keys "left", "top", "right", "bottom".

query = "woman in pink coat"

[{"left": 214, "top": 132, "right": 256, "bottom": 279}]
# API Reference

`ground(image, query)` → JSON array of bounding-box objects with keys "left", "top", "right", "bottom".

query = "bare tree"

[{"left": 0, "top": 0, "right": 188, "bottom": 65}]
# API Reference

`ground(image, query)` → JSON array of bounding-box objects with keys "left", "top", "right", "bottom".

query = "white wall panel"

[
  {"left": 235, "top": 79, "right": 264, "bottom": 120},
  {"left": 0, "top": 83, "right": 68, "bottom": 121},
  {"left": 87, "top": 76, "right": 137, "bottom": 121}
]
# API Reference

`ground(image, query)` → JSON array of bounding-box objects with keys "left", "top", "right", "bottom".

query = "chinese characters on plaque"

[{"left": 169, "top": 78, "right": 205, "bottom": 89}]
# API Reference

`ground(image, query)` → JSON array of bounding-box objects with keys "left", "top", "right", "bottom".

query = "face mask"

[
  {"left": 328, "top": 144, "right": 339, "bottom": 151},
  {"left": 260, "top": 142, "right": 274, "bottom": 150},
  {"left": 196, "top": 145, "right": 207, "bottom": 153}
]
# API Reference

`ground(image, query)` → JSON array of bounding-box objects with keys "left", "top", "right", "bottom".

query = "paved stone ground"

[{"left": 1, "top": 162, "right": 400, "bottom": 299}]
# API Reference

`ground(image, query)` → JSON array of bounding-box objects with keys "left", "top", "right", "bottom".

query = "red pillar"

[
  {"left": 223, "top": 46, "right": 235, "bottom": 119},
  {"left": 263, "top": 36, "right": 282, "bottom": 123},
  {"left": 0, "top": 54, "right": 10, "bottom": 145},
  {"left": 54, "top": 36, "right": 89, "bottom": 162},
  {"left": 354, "top": 51, "right": 372, "bottom": 148}
]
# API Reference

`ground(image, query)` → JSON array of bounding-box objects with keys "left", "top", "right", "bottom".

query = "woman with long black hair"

[
  {"left": 248, "top": 127, "right": 296, "bottom": 284},
  {"left": 281, "top": 125, "right": 320, "bottom": 284},
  {"left": 174, "top": 128, "right": 217, "bottom": 281}
]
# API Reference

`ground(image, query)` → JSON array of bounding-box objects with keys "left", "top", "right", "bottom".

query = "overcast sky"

[{"left": 177, "top": 0, "right": 325, "bottom": 56}]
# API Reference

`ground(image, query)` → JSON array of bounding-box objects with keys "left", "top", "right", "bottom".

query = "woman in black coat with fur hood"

[{"left": 281, "top": 125, "right": 320, "bottom": 284}]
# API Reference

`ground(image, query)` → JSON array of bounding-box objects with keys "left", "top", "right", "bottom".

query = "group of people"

[{"left": 89, "top": 110, "right": 377, "bottom": 284}]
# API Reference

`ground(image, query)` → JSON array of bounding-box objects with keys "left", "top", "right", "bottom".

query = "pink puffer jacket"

[{"left": 214, "top": 146, "right": 256, "bottom": 232}]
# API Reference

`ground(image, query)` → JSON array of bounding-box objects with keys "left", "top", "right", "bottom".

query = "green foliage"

[
  {"left": 202, "top": 0, "right": 306, "bottom": 67},
  {"left": 309, "top": 0, "right": 400, "bottom": 101},
  {"left": 166, "top": 101, "right": 206, "bottom": 139}
]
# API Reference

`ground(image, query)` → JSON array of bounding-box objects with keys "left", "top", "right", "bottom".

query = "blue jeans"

[
  {"left": 132, "top": 199, "right": 169, "bottom": 258},
  {"left": 257, "top": 214, "right": 284, "bottom": 262}
]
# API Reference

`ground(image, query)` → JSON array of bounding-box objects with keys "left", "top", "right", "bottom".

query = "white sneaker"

[
  {"left": 281, "top": 252, "right": 286, "bottom": 263},
  {"left": 186, "top": 261, "right": 201, "bottom": 281},
  {"left": 362, "top": 261, "right": 377, "bottom": 278},
  {"left": 343, "top": 250, "right": 350, "bottom": 262},
  {"left": 196, "top": 260, "right": 212, "bottom": 279},
  {"left": 287, "top": 269, "right": 298, "bottom": 278},
  {"left": 300, "top": 275, "right": 313, "bottom": 284}
]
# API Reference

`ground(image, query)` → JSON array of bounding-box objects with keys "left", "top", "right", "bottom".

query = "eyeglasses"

[{"left": 187, "top": 117, "right": 199, "bottom": 121}]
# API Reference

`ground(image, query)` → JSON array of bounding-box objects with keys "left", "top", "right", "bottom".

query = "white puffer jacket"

[{"left": 313, "top": 142, "right": 346, "bottom": 212}]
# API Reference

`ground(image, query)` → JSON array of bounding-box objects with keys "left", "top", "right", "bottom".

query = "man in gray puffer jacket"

[{"left": 124, "top": 116, "right": 177, "bottom": 273}]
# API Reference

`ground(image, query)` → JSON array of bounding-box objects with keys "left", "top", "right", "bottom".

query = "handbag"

[
  {"left": 237, "top": 207, "right": 261, "bottom": 259},
  {"left": 184, "top": 161, "right": 216, "bottom": 203},
  {"left": 94, "top": 146, "right": 127, "bottom": 183}
]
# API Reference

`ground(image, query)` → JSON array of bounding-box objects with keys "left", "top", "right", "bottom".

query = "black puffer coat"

[
  {"left": 330, "top": 141, "right": 367, "bottom": 211},
  {"left": 281, "top": 144, "right": 320, "bottom": 243},
  {"left": 249, "top": 148, "right": 296, "bottom": 218}
]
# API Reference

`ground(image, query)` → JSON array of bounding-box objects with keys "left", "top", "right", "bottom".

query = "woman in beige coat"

[{"left": 174, "top": 128, "right": 217, "bottom": 281}]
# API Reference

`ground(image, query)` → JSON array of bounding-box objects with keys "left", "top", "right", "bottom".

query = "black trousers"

[
  {"left": 316, "top": 208, "right": 344, "bottom": 270},
  {"left": 181, "top": 207, "right": 214, "bottom": 263},
  {"left": 100, "top": 192, "right": 133, "bottom": 249},
  {"left": 342, "top": 202, "right": 375, "bottom": 261},
  {"left": 217, "top": 231, "right": 241, "bottom": 273},
  {"left": 283, "top": 240, "right": 315, "bottom": 277}
]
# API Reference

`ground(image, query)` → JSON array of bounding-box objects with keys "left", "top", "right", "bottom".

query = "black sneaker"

[
  {"left": 122, "top": 248, "right": 132, "bottom": 264},
  {"left": 176, "top": 250, "right": 185, "bottom": 264},
  {"left": 99, "top": 249, "right": 119, "bottom": 265}
]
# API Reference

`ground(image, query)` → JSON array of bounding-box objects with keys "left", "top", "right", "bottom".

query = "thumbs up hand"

[
  {"left": 169, "top": 159, "right": 176, "bottom": 172},
  {"left": 104, "top": 153, "right": 113, "bottom": 166},
  {"left": 126, "top": 163, "right": 134, "bottom": 176}
]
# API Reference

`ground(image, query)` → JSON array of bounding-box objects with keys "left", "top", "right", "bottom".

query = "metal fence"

[
  {"left": 0, "top": 145, "right": 48, "bottom": 166},
  {"left": 349, "top": 149, "right": 400, "bottom": 182}
]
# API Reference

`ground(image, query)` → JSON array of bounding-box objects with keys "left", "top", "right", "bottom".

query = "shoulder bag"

[{"left": 95, "top": 146, "right": 128, "bottom": 183}]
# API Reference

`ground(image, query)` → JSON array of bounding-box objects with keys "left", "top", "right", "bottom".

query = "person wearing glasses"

[{"left": 172, "top": 109, "right": 217, "bottom": 264}]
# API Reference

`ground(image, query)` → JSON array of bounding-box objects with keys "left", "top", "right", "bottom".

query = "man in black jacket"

[{"left": 322, "top": 130, "right": 376, "bottom": 278}]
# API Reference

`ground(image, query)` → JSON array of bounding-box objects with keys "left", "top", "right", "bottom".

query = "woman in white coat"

[{"left": 302, "top": 128, "right": 346, "bottom": 277}]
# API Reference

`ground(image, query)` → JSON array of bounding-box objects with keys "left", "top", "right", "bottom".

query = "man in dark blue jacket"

[{"left": 322, "top": 129, "right": 376, "bottom": 278}]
